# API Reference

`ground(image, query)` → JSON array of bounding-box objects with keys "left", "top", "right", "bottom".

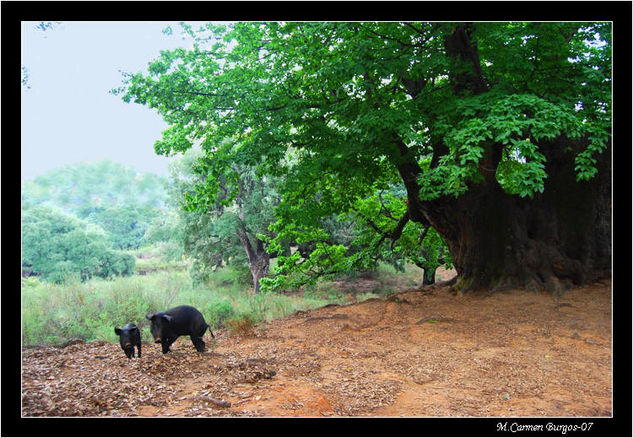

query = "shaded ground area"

[{"left": 22, "top": 273, "right": 612, "bottom": 417}]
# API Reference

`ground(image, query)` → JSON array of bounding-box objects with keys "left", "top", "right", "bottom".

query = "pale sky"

[{"left": 21, "top": 21, "right": 212, "bottom": 181}]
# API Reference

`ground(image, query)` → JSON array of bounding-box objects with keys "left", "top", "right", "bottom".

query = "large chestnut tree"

[{"left": 115, "top": 22, "right": 611, "bottom": 294}]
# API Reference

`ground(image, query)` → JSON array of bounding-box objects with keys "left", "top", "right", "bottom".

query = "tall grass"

[
  {"left": 21, "top": 267, "right": 337, "bottom": 346},
  {"left": 22, "top": 261, "right": 426, "bottom": 346}
]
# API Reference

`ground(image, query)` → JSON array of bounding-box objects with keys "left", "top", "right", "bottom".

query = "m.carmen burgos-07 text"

[{"left": 497, "top": 422, "right": 594, "bottom": 434}]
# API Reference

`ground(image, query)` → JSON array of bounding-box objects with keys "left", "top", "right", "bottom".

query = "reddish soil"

[{"left": 22, "top": 272, "right": 612, "bottom": 417}]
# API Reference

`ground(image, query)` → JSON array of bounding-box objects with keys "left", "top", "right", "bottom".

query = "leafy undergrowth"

[{"left": 21, "top": 275, "right": 611, "bottom": 417}]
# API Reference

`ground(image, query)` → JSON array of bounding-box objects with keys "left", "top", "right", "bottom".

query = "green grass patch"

[
  {"left": 22, "top": 261, "right": 429, "bottom": 346},
  {"left": 22, "top": 267, "right": 339, "bottom": 346}
]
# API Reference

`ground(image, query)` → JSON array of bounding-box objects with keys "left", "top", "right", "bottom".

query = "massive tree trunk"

[
  {"left": 235, "top": 222, "right": 270, "bottom": 295},
  {"left": 396, "top": 23, "right": 611, "bottom": 294},
  {"left": 422, "top": 138, "right": 611, "bottom": 294},
  {"left": 398, "top": 134, "right": 611, "bottom": 294}
]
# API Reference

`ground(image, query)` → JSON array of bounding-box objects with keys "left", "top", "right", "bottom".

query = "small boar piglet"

[
  {"left": 146, "top": 305, "right": 213, "bottom": 354},
  {"left": 114, "top": 323, "right": 142, "bottom": 359}
]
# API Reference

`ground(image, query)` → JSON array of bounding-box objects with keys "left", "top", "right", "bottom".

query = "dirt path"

[{"left": 22, "top": 278, "right": 612, "bottom": 417}]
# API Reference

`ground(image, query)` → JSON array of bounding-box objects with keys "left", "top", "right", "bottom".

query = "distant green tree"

[
  {"left": 98, "top": 250, "right": 136, "bottom": 279},
  {"left": 169, "top": 147, "right": 282, "bottom": 293},
  {"left": 86, "top": 205, "right": 154, "bottom": 250},
  {"left": 144, "top": 210, "right": 185, "bottom": 261},
  {"left": 21, "top": 205, "right": 135, "bottom": 282}
]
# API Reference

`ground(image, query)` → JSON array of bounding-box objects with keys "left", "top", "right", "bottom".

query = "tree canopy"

[
  {"left": 22, "top": 204, "right": 135, "bottom": 282},
  {"left": 115, "top": 22, "right": 612, "bottom": 293}
]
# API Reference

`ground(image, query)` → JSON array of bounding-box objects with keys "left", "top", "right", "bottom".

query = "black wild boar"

[
  {"left": 146, "top": 305, "right": 214, "bottom": 354},
  {"left": 114, "top": 323, "right": 142, "bottom": 359}
]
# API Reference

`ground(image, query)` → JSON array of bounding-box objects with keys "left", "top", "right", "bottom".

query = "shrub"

[
  {"left": 225, "top": 312, "right": 256, "bottom": 336},
  {"left": 204, "top": 299, "right": 237, "bottom": 328},
  {"left": 22, "top": 205, "right": 136, "bottom": 283}
]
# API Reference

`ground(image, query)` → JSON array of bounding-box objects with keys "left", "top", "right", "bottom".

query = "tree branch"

[
  {"left": 365, "top": 27, "right": 418, "bottom": 48},
  {"left": 402, "top": 22, "right": 427, "bottom": 37},
  {"left": 388, "top": 210, "right": 410, "bottom": 248},
  {"left": 353, "top": 207, "right": 410, "bottom": 249},
  {"left": 443, "top": 23, "right": 487, "bottom": 96},
  {"left": 235, "top": 221, "right": 256, "bottom": 264},
  {"left": 418, "top": 224, "right": 430, "bottom": 244},
  {"left": 351, "top": 207, "right": 385, "bottom": 235},
  {"left": 392, "top": 136, "right": 432, "bottom": 226},
  {"left": 365, "top": 24, "right": 434, "bottom": 49}
]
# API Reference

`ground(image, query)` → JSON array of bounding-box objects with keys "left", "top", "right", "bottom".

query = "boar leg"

[
  {"left": 191, "top": 336, "right": 205, "bottom": 352},
  {"left": 161, "top": 336, "right": 179, "bottom": 354},
  {"left": 161, "top": 341, "right": 170, "bottom": 354}
]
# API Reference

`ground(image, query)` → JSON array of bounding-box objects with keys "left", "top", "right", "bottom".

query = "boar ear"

[
  {"left": 114, "top": 327, "right": 121, "bottom": 335},
  {"left": 163, "top": 314, "right": 174, "bottom": 323},
  {"left": 146, "top": 314, "right": 154, "bottom": 321}
]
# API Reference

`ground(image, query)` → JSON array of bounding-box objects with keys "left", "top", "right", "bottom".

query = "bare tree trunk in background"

[{"left": 235, "top": 222, "right": 270, "bottom": 295}]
